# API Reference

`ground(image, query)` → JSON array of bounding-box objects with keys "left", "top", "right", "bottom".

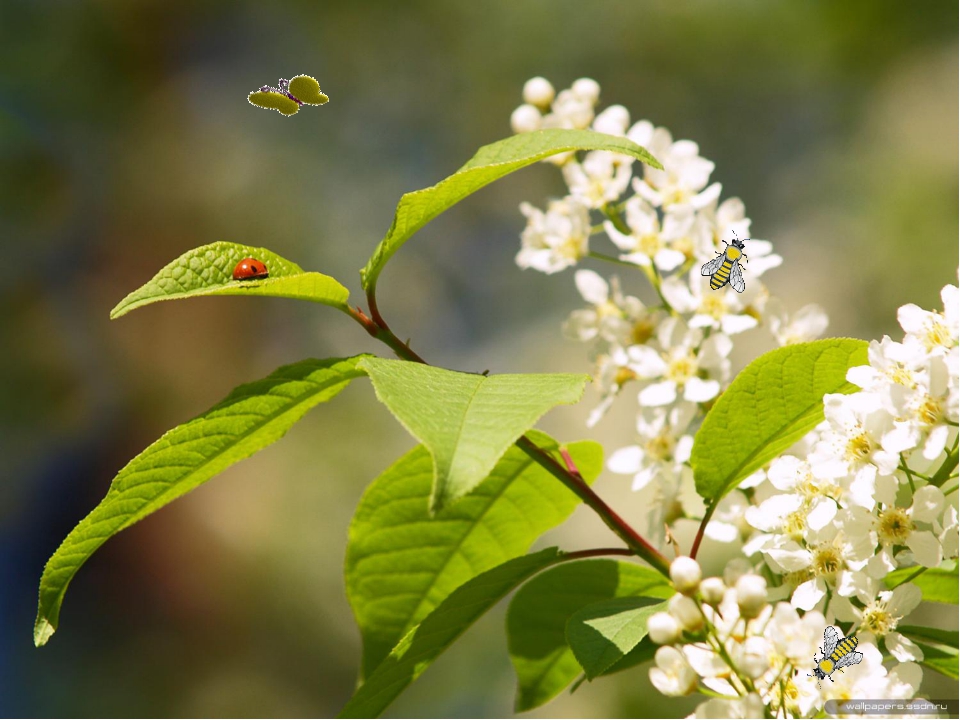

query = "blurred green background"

[{"left": 2, "top": 1, "right": 957, "bottom": 717}]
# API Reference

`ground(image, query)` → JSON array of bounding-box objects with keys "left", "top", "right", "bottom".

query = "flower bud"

[
  {"left": 668, "top": 593, "right": 704, "bottom": 632},
  {"left": 571, "top": 77, "right": 600, "bottom": 104},
  {"left": 510, "top": 104, "right": 541, "bottom": 134},
  {"left": 670, "top": 556, "right": 702, "bottom": 596},
  {"left": 723, "top": 557, "right": 752, "bottom": 587},
  {"left": 593, "top": 104, "right": 630, "bottom": 135},
  {"left": 699, "top": 577, "right": 726, "bottom": 607},
  {"left": 522, "top": 77, "right": 555, "bottom": 109},
  {"left": 649, "top": 646, "right": 698, "bottom": 696},
  {"left": 735, "top": 574, "right": 768, "bottom": 619},
  {"left": 739, "top": 636, "right": 770, "bottom": 679},
  {"left": 647, "top": 611, "right": 682, "bottom": 645}
]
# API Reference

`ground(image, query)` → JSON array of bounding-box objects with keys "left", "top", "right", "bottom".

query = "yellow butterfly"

[{"left": 248, "top": 75, "right": 329, "bottom": 116}]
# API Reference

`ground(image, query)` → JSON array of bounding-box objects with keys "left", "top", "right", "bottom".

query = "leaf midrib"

[
  {"left": 403, "top": 453, "right": 538, "bottom": 638},
  {"left": 42, "top": 371, "right": 356, "bottom": 616}
]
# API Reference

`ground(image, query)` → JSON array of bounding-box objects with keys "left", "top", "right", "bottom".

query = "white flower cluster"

[
  {"left": 511, "top": 77, "right": 826, "bottom": 539},
  {"left": 648, "top": 558, "right": 923, "bottom": 718},
  {"left": 510, "top": 77, "right": 960, "bottom": 716},
  {"left": 743, "top": 283, "right": 959, "bottom": 653}
]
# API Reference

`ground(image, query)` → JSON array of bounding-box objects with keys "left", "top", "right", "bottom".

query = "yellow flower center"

[
  {"left": 889, "top": 365, "right": 916, "bottom": 389},
  {"left": 845, "top": 433, "right": 873, "bottom": 463},
  {"left": 666, "top": 354, "right": 697, "bottom": 384},
  {"left": 673, "top": 235, "right": 694, "bottom": 260},
  {"left": 784, "top": 568, "right": 814, "bottom": 587},
  {"left": 782, "top": 511, "right": 806, "bottom": 540},
  {"left": 559, "top": 236, "right": 586, "bottom": 260},
  {"left": 638, "top": 233, "right": 661, "bottom": 257},
  {"left": 644, "top": 433, "right": 675, "bottom": 462},
  {"left": 596, "top": 300, "right": 621, "bottom": 319},
  {"left": 631, "top": 318, "right": 656, "bottom": 345},
  {"left": 860, "top": 604, "right": 896, "bottom": 636},
  {"left": 924, "top": 315, "right": 953, "bottom": 352},
  {"left": 877, "top": 507, "right": 913, "bottom": 545},
  {"left": 614, "top": 367, "right": 637, "bottom": 386},
  {"left": 917, "top": 395, "right": 943, "bottom": 426},
  {"left": 812, "top": 544, "right": 843, "bottom": 577},
  {"left": 799, "top": 473, "right": 842, "bottom": 503},
  {"left": 699, "top": 293, "right": 727, "bottom": 320}
]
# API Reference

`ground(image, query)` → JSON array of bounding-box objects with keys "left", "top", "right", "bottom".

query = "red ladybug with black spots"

[{"left": 233, "top": 258, "right": 269, "bottom": 281}]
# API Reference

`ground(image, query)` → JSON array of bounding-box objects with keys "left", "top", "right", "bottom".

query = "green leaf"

[
  {"left": 110, "top": 241, "right": 350, "bottom": 318},
  {"left": 359, "top": 357, "right": 588, "bottom": 512},
  {"left": 346, "top": 430, "right": 602, "bottom": 679},
  {"left": 507, "top": 559, "right": 672, "bottom": 711},
  {"left": 692, "top": 338, "right": 868, "bottom": 504},
  {"left": 339, "top": 547, "right": 571, "bottom": 719},
  {"left": 886, "top": 566, "right": 959, "bottom": 604},
  {"left": 34, "top": 356, "right": 367, "bottom": 647},
  {"left": 597, "top": 637, "right": 658, "bottom": 676},
  {"left": 359, "top": 129, "right": 661, "bottom": 292},
  {"left": 898, "top": 625, "right": 959, "bottom": 649},
  {"left": 915, "top": 642, "right": 959, "bottom": 679},
  {"left": 565, "top": 597, "right": 667, "bottom": 679}
]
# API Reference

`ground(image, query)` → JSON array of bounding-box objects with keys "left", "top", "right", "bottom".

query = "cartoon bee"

[
  {"left": 700, "top": 231, "right": 749, "bottom": 293},
  {"left": 809, "top": 626, "right": 863, "bottom": 687}
]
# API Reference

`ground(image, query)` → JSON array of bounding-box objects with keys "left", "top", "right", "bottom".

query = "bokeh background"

[{"left": 2, "top": 1, "right": 957, "bottom": 717}]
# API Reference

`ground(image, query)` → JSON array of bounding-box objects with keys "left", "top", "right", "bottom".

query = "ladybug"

[{"left": 233, "top": 258, "right": 269, "bottom": 281}]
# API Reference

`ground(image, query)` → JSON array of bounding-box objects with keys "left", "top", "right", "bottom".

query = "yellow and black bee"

[
  {"left": 809, "top": 626, "right": 863, "bottom": 687},
  {"left": 701, "top": 232, "right": 749, "bottom": 293}
]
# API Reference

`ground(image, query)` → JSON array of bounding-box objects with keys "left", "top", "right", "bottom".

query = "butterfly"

[{"left": 248, "top": 75, "right": 329, "bottom": 116}]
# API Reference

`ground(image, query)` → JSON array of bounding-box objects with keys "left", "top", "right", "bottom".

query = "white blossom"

[{"left": 515, "top": 198, "right": 591, "bottom": 274}]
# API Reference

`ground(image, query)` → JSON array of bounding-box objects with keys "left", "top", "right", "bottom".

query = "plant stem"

[
  {"left": 930, "top": 447, "right": 959, "bottom": 488},
  {"left": 518, "top": 436, "right": 671, "bottom": 575},
  {"left": 899, "top": 457, "right": 918, "bottom": 493},
  {"left": 690, "top": 501, "right": 718, "bottom": 559},
  {"left": 345, "top": 300, "right": 672, "bottom": 577},
  {"left": 587, "top": 250, "right": 641, "bottom": 269}
]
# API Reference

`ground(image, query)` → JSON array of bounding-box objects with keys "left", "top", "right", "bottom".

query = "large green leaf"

[
  {"left": 898, "top": 625, "right": 959, "bottom": 649},
  {"left": 359, "top": 357, "right": 588, "bottom": 512},
  {"left": 346, "top": 430, "right": 602, "bottom": 679},
  {"left": 507, "top": 559, "right": 672, "bottom": 711},
  {"left": 34, "top": 356, "right": 366, "bottom": 647},
  {"left": 110, "top": 241, "right": 350, "bottom": 318},
  {"left": 566, "top": 596, "right": 667, "bottom": 679},
  {"left": 886, "top": 566, "right": 959, "bottom": 604},
  {"left": 915, "top": 643, "right": 959, "bottom": 679},
  {"left": 692, "top": 339, "right": 868, "bottom": 503},
  {"left": 339, "top": 548, "right": 571, "bottom": 719},
  {"left": 359, "top": 129, "right": 661, "bottom": 292}
]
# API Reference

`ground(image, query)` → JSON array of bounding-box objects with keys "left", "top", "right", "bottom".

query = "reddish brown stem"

[{"left": 344, "top": 299, "right": 671, "bottom": 577}]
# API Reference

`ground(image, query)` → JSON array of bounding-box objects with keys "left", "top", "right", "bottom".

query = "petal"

[
  {"left": 627, "top": 346, "right": 668, "bottom": 377},
  {"left": 654, "top": 248, "right": 685, "bottom": 272},
  {"left": 608, "top": 445, "right": 643, "bottom": 474},
  {"left": 704, "top": 521, "right": 739, "bottom": 542},
  {"left": 574, "top": 269, "right": 609, "bottom": 305},
  {"left": 683, "top": 377, "right": 720, "bottom": 403},
  {"left": 912, "top": 485, "right": 945, "bottom": 523},
  {"left": 639, "top": 380, "right": 677, "bottom": 406},
  {"left": 905, "top": 531, "right": 942, "bottom": 568},
  {"left": 792, "top": 579, "right": 825, "bottom": 611},
  {"left": 897, "top": 303, "right": 927, "bottom": 334},
  {"left": 720, "top": 313, "right": 759, "bottom": 335},
  {"left": 886, "top": 632, "right": 924, "bottom": 662},
  {"left": 807, "top": 499, "right": 838, "bottom": 531},
  {"left": 603, "top": 220, "right": 637, "bottom": 252}
]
